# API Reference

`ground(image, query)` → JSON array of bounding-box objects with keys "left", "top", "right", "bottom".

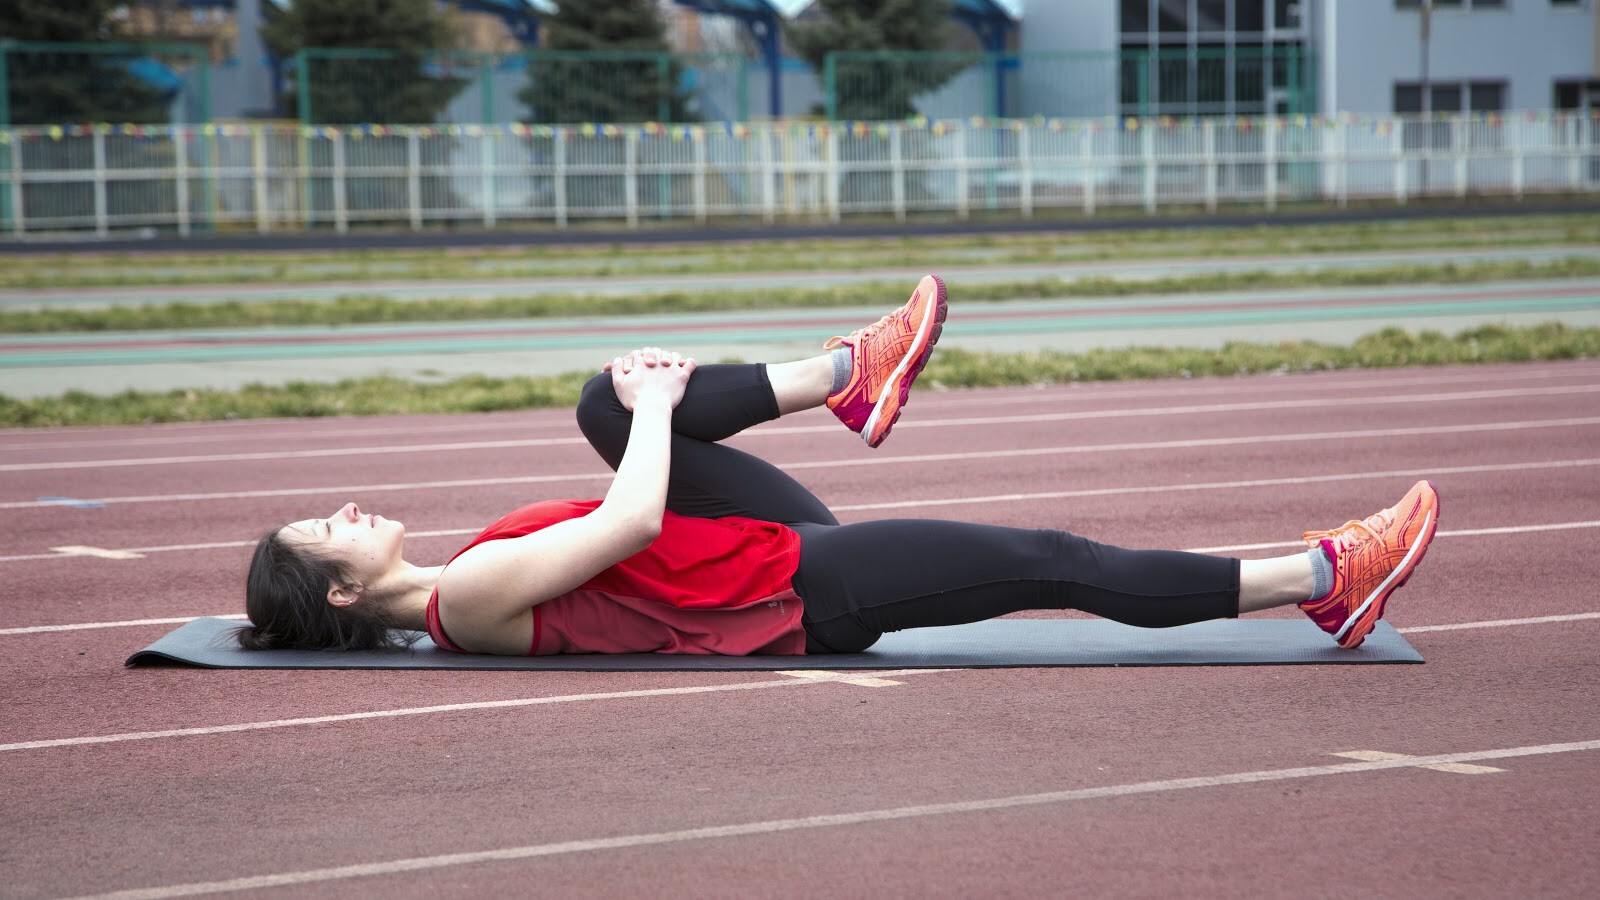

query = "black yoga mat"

[{"left": 126, "top": 616, "right": 1422, "bottom": 670}]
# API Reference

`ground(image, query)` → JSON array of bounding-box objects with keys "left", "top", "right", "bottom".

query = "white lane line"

[
  {"left": 1328, "top": 750, "right": 1505, "bottom": 774},
  {"left": 2, "top": 612, "right": 1595, "bottom": 754},
  {"left": 0, "top": 614, "right": 247, "bottom": 636},
  {"left": 48, "top": 545, "right": 145, "bottom": 560},
  {"left": 3, "top": 458, "right": 1596, "bottom": 565},
  {"left": 1399, "top": 612, "right": 1600, "bottom": 633},
  {"left": 1190, "top": 518, "right": 1600, "bottom": 553},
  {"left": 778, "top": 670, "right": 905, "bottom": 688},
  {"left": 0, "top": 669, "right": 952, "bottom": 754},
  {"left": 1, "top": 363, "right": 1587, "bottom": 455},
  {"left": 71, "top": 739, "right": 1600, "bottom": 900},
  {"left": 831, "top": 458, "right": 1600, "bottom": 512},
  {"left": 8, "top": 416, "right": 1596, "bottom": 511},
  {"left": 7, "top": 383, "right": 1598, "bottom": 473}
]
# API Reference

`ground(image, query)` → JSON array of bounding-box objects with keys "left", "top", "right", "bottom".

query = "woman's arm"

[{"left": 436, "top": 349, "right": 694, "bottom": 653}]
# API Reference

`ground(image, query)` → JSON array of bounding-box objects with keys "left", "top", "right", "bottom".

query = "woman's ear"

[{"left": 327, "top": 584, "right": 363, "bottom": 608}]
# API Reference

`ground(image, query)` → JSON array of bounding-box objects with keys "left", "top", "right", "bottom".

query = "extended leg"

[{"left": 790, "top": 519, "right": 1242, "bottom": 652}]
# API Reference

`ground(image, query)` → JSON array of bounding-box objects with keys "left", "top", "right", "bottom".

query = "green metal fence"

[
  {"left": 292, "top": 48, "right": 751, "bottom": 125},
  {"left": 0, "top": 41, "right": 211, "bottom": 128},
  {"left": 824, "top": 47, "right": 1317, "bottom": 122}
]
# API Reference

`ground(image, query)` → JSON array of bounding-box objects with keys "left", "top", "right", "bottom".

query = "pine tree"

[
  {"left": 786, "top": 0, "right": 958, "bottom": 120},
  {"left": 520, "top": 0, "right": 695, "bottom": 124},
  {"left": 0, "top": 0, "right": 170, "bottom": 125},
  {"left": 260, "top": 0, "right": 464, "bottom": 124}
]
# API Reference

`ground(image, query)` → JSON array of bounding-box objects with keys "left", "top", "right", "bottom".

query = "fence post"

[
  {"left": 1568, "top": 113, "right": 1582, "bottom": 190},
  {"left": 1336, "top": 118, "right": 1349, "bottom": 208},
  {"left": 1454, "top": 116, "right": 1467, "bottom": 198},
  {"left": 174, "top": 126, "right": 191, "bottom": 237},
  {"left": 824, "top": 54, "right": 838, "bottom": 123},
  {"left": 481, "top": 129, "right": 496, "bottom": 228},
  {"left": 92, "top": 128, "right": 109, "bottom": 236},
  {"left": 253, "top": 125, "right": 271, "bottom": 233},
  {"left": 296, "top": 49, "right": 311, "bottom": 125},
  {"left": 554, "top": 127, "right": 568, "bottom": 228},
  {"left": 1018, "top": 121, "right": 1033, "bottom": 220},
  {"left": 1262, "top": 118, "right": 1277, "bottom": 211},
  {"left": 625, "top": 127, "right": 639, "bottom": 228},
  {"left": 332, "top": 129, "right": 348, "bottom": 233},
  {"left": 8, "top": 129, "right": 22, "bottom": 234},
  {"left": 1203, "top": 117, "right": 1216, "bottom": 211},
  {"left": 692, "top": 127, "right": 707, "bottom": 225},
  {"left": 1081, "top": 125, "right": 1096, "bottom": 216},
  {"left": 1141, "top": 118, "right": 1156, "bottom": 214},
  {"left": 955, "top": 125, "right": 970, "bottom": 220},
  {"left": 826, "top": 127, "right": 840, "bottom": 223},
  {"left": 760, "top": 126, "right": 776, "bottom": 224},
  {"left": 406, "top": 129, "right": 422, "bottom": 230},
  {"left": 1392, "top": 118, "right": 1407, "bottom": 205},
  {"left": 1510, "top": 118, "right": 1523, "bottom": 200},
  {"left": 890, "top": 125, "right": 905, "bottom": 222}
]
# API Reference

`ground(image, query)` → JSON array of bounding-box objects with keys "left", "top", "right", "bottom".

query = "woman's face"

[{"left": 281, "top": 502, "right": 406, "bottom": 585}]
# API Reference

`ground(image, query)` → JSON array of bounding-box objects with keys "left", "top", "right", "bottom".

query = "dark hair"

[{"left": 237, "top": 527, "right": 416, "bottom": 652}]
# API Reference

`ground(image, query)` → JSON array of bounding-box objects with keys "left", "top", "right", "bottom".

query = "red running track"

[{"left": 2, "top": 360, "right": 1598, "bottom": 898}]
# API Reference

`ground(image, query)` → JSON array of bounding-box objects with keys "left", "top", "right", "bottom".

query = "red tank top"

[{"left": 425, "top": 500, "right": 806, "bottom": 656}]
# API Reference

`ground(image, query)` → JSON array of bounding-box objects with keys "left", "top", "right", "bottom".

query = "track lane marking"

[
  {"left": 0, "top": 669, "right": 954, "bottom": 753},
  {"left": 778, "top": 670, "right": 905, "bottom": 687},
  {"left": 6, "top": 613, "right": 1600, "bottom": 751},
  {"left": 2, "top": 362, "right": 1591, "bottom": 454},
  {"left": 6, "top": 383, "right": 1597, "bottom": 473},
  {"left": 1328, "top": 750, "right": 1505, "bottom": 774},
  {"left": 68, "top": 739, "right": 1600, "bottom": 900},
  {"left": 7, "top": 416, "right": 1597, "bottom": 510},
  {"left": 1189, "top": 518, "right": 1600, "bottom": 553},
  {"left": 831, "top": 458, "right": 1600, "bottom": 512},
  {"left": 2, "top": 462, "right": 1597, "bottom": 564}
]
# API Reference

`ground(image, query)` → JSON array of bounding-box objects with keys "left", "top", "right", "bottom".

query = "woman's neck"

[{"left": 377, "top": 562, "right": 445, "bottom": 633}]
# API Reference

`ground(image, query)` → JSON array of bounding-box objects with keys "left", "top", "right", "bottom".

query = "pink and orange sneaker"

[
  {"left": 1299, "top": 480, "right": 1440, "bottom": 649},
  {"left": 824, "top": 274, "right": 948, "bottom": 448}
]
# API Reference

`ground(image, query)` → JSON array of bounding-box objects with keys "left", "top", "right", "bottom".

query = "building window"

[
  {"left": 1554, "top": 79, "right": 1600, "bottom": 109},
  {"left": 1396, "top": 1, "right": 1505, "bottom": 8},
  {"left": 1118, "top": 0, "right": 1311, "bottom": 117},
  {"left": 1394, "top": 80, "right": 1508, "bottom": 114}
]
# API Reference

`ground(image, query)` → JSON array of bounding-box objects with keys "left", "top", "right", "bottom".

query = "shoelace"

[
  {"left": 1323, "top": 513, "right": 1390, "bottom": 555},
  {"left": 823, "top": 311, "right": 898, "bottom": 350}
]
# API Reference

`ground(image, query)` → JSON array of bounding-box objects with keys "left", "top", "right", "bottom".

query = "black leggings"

[{"left": 576, "top": 365, "right": 1240, "bottom": 653}]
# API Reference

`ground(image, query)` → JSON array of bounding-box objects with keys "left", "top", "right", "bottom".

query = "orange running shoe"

[
  {"left": 824, "top": 274, "right": 948, "bottom": 448},
  {"left": 1299, "top": 480, "right": 1440, "bottom": 649}
]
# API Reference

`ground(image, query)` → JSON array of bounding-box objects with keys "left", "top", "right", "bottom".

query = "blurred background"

[{"left": 2, "top": 0, "right": 1596, "bottom": 235}]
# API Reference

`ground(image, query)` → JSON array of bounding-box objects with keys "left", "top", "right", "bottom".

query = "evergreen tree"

[
  {"left": 0, "top": 0, "right": 170, "bottom": 125},
  {"left": 786, "top": 0, "right": 959, "bottom": 120},
  {"left": 260, "top": 0, "right": 464, "bottom": 124},
  {"left": 521, "top": 0, "right": 696, "bottom": 124}
]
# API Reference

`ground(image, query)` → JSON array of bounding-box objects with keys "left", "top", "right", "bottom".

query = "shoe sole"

[
  {"left": 1334, "top": 482, "right": 1441, "bottom": 649},
  {"left": 861, "top": 275, "right": 948, "bottom": 448}
]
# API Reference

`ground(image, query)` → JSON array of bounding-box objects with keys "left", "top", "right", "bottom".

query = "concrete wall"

[{"left": 1329, "top": 2, "right": 1596, "bottom": 114}]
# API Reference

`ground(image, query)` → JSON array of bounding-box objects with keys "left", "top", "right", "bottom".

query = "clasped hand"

[{"left": 604, "top": 347, "right": 696, "bottom": 411}]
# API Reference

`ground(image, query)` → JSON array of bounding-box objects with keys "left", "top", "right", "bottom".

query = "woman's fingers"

[{"left": 604, "top": 348, "right": 693, "bottom": 372}]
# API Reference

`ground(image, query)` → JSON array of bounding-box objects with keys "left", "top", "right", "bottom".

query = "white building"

[{"left": 1017, "top": 1, "right": 1599, "bottom": 118}]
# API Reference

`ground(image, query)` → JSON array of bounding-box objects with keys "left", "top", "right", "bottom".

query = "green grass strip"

[
  {"left": 4, "top": 322, "right": 1593, "bottom": 428},
  {"left": 5, "top": 212, "right": 1598, "bottom": 289},
  {"left": 8, "top": 255, "right": 1600, "bottom": 334}
]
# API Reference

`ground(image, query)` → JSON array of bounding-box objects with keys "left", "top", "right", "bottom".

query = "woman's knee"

[{"left": 576, "top": 372, "right": 628, "bottom": 463}]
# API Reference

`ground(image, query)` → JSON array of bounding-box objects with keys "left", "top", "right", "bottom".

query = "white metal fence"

[{"left": 2, "top": 112, "right": 1596, "bottom": 236}]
